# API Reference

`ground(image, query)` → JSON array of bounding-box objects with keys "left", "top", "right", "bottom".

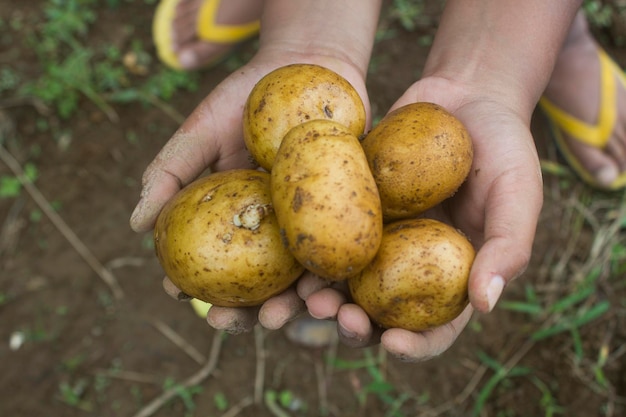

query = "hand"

[
  {"left": 304, "top": 75, "right": 544, "bottom": 361},
  {"left": 131, "top": 52, "right": 372, "bottom": 333}
]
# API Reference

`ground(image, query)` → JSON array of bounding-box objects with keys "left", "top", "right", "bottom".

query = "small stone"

[{"left": 284, "top": 316, "right": 337, "bottom": 349}]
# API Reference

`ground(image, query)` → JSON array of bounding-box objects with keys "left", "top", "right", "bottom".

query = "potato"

[
  {"left": 153, "top": 170, "right": 304, "bottom": 307},
  {"left": 361, "top": 102, "right": 473, "bottom": 221},
  {"left": 348, "top": 218, "right": 475, "bottom": 332},
  {"left": 271, "top": 119, "right": 383, "bottom": 281},
  {"left": 243, "top": 63, "right": 366, "bottom": 171}
]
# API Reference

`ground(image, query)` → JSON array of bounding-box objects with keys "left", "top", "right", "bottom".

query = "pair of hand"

[{"left": 130, "top": 52, "right": 543, "bottom": 361}]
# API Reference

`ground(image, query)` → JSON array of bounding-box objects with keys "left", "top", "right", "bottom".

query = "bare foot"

[
  {"left": 542, "top": 12, "right": 626, "bottom": 188},
  {"left": 166, "top": 0, "right": 262, "bottom": 70}
]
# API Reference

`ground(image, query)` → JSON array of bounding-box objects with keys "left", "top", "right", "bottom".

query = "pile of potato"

[{"left": 153, "top": 64, "right": 475, "bottom": 331}]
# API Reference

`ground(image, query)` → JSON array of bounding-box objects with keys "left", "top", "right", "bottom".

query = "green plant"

[
  {"left": 19, "top": 0, "right": 198, "bottom": 123},
  {"left": 329, "top": 348, "right": 413, "bottom": 417},
  {"left": 213, "top": 391, "right": 228, "bottom": 411},
  {"left": 530, "top": 376, "right": 565, "bottom": 417},
  {"left": 162, "top": 378, "right": 202, "bottom": 417},
  {"left": 57, "top": 378, "right": 92, "bottom": 411},
  {"left": 62, "top": 353, "right": 86, "bottom": 372},
  {"left": 388, "top": 0, "right": 427, "bottom": 31},
  {"left": 610, "top": 241, "right": 626, "bottom": 275},
  {"left": 500, "top": 266, "right": 610, "bottom": 362},
  {"left": 22, "top": 48, "right": 117, "bottom": 120},
  {"left": 583, "top": 0, "right": 613, "bottom": 29},
  {"left": 0, "top": 162, "right": 37, "bottom": 198},
  {"left": 264, "top": 389, "right": 307, "bottom": 416},
  {"left": 0, "top": 67, "right": 20, "bottom": 94},
  {"left": 472, "top": 351, "right": 533, "bottom": 417},
  {"left": 41, "top": 0, "right": 97, "bottom": 50}
]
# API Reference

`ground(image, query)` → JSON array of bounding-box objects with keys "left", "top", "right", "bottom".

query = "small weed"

[
  {"left": 0, "top": 176, "right": 23, "bottom": 198},
  {"left": 375, "top": 26, "right": 399, "bottom": 43},
  {"left": 15, "top": 0, "right": 199, "bottom": 126},
  {"left": 388, "top": 0, "right": 427, "bottom": 31},
  {"left": 30, "top": 209, "right": 43, "bottom": 223},
  {"left": 131, "top": 385, "right": 144, "bottom": 408},
  {"left": 57, "top": 378, "right": 92, "bottom": 411},
  {"left": 592, "top": 342, "right": 610, "bottom": 389},
  {"left": 41, "top": 0, "right": 97, "bottom": 50},
  {"left": 62, "top": 353, "right": 87, "bottom": 372},
  {"left": 264, "top": 389, "right": 307, "bottom": 415},
  {"left": 163, "top": 378, "right": 202, "bottom": 417},
  {"left": 329, "top": 348, "right": 413, "bottom": 417},
  {"left": 277, "top": 389, "right": 306, "bottom": 412},
  {"left": 500, "top": 266, "right": 610, "bottom": 362},
  {"left": 21, "top": 47, "right": 119, "bottom": 120},
  {"left": 488, "top": 261, "right": 614, "bottom": 416},
  {"left": 583, "top": 0, "right": 613, "bottom": 29},
  {"left": 0, "top": 67, "right": 20, "bottom": 94},
  {"left": 472, "top": 351, "right": 533, "bottom": 417},
  {"left": 213, "top": 391, "right": 228, "bottom": 411},
  {"left": 530, "top": 269, "right": 610, "bottom": 360},
  {"left": 610, "top": 242, "right": 626, "bottom": 275},
  {"left": 529, "top": 376, "right": 565, "bottom": 417},
  {"left": 0, "top": 162, "right": 38, "bottom": 198}
]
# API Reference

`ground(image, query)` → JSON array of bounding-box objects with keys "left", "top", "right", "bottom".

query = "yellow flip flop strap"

[
  {"left": 197, "top": 0, "right": 260, "bottom": 43},
  {"left": 153, "top": 0, "right": 184, "bottom": 69},
  {"left": 539, "top": 49, "right": 616, "bottom": 149}
]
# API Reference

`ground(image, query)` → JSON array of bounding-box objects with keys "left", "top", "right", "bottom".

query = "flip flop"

[
  {"left": 153, "top": 0, "right": 260, "bottom": 70},
  {"left": 539, "top": 48, "right": 626, "bottom": 190}
]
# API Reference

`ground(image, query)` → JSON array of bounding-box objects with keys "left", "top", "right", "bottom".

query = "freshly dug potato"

[
  {"left": 153, "top": 170, "right": 304, "bottom": 307},
  {"left": 243, "top": 63, "right": 366, "bottom": 171},
  {"left": 361, "top": 102, "right": 473, "bottom": 221},
  {"left": 271, "top": 119, "right": 383, "bottom": 281},
  {"left": 348, "top": 218, "right": 475, "bottom": 332}
]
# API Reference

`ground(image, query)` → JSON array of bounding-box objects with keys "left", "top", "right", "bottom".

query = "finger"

[
  {"left": 206, "top": 305, "right": 259, "bottom": 335},
  {"left": 129, "top": 129, "right": 249, "bottom": 233},
  {"left": 306, "top": 287, "right": 348, "bottom": 320},
  {"left": 296, "top": 272, "right": 332, "bottom": 300},
  {"left": 336, "top": 303, "right": 382, "bottom": 348},
  {"left": 468, "top": 163, "right": 543, "bottom": 313},
  {"left": 162, "top": 276, "right": 192, "bottom": 301},
  {"left": 381, "top": 304, "right": 474, "bottom": 362},
  {"left": 297, "top": 272, "right": 349, "bottom": 320},
  {"left": 258, "top": 287, "right": 307, "bottom": 330}
]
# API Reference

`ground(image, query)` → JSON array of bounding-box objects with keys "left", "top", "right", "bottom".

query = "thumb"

[
  {"left": 468, "top": 169, "right": 543, "bottom": 313},
  {"left": 129, "top": 76, "right": 258, "bottom": 233}
]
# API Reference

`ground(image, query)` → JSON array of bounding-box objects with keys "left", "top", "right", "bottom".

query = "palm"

[
  {"left": 130, "top": 54, "right": 372, "bottom": 232},
  {"left": 311, "top": 79, "right": 544, "bottom": 361},
  {"left": 134, "top": 53, "right": 373, "bottom": 332}
]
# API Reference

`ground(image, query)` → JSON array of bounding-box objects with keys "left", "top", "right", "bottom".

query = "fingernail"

[
  {"left": 308, "top": 311, "right": 334, "bottom": 320},
  {"left": 338, "top": 324, "right": 357, "bottom": 340},
  {"left": 486, "top": 275, "right": 505, "bottom": 312},
  {"left": 337, "top": 324, "right": 363, "bottom": 343},
  {"left": 130, "top": 197, "right": 158, "bottom": 232},
  {"left": 129, "top": 199, "right": 144, "bottom": 230}
]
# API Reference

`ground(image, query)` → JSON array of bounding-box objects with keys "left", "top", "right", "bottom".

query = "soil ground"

[{"left": 1, "top": 2, "right": 626, "bottom": 417}]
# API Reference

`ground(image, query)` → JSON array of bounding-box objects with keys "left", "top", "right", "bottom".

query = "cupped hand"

[
  {"left": 305, "top": 75, "right": 544, "bottom": 361},
  {"left": 130, "top": 51, "right": 372, "bottom": 333}
]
